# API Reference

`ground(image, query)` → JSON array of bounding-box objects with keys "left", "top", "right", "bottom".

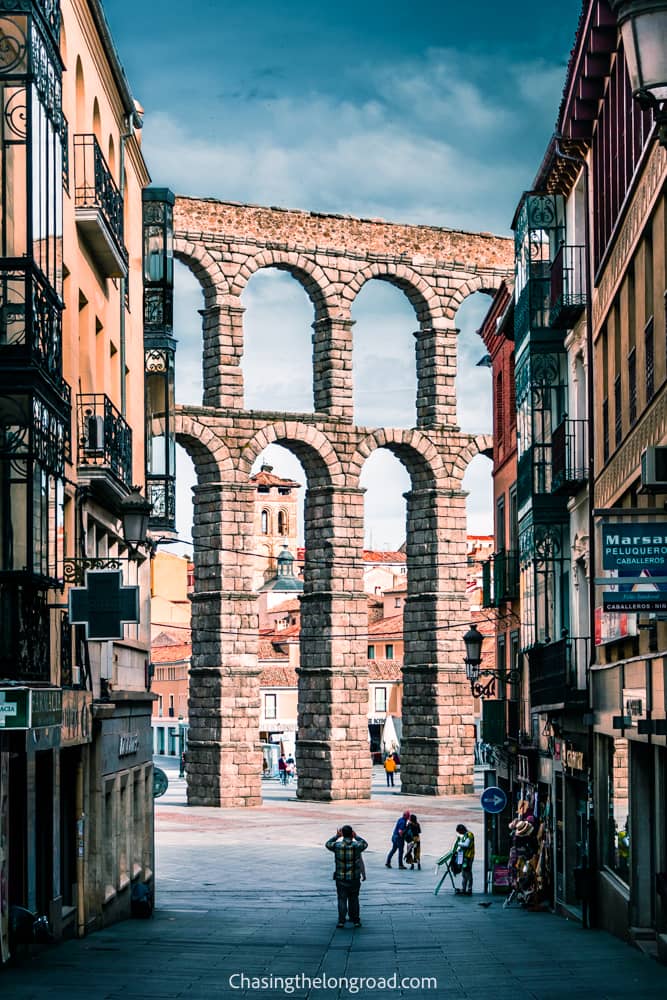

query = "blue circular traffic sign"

[{"left": 480, "top": 785, "right": 507, "bottom": 814}]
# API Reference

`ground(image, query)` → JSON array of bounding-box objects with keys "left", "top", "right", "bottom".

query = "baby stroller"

[
  {"left": 503, "top": 849, "right": 537, "bottom": 908},
  {"left": 434, "top": 847, "right": 460, "bottom": 895}
]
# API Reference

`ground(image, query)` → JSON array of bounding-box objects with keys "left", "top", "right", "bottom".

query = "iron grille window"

[
  {"left": 645, "top": 316, "right": 655, "bottom": 402},
  {"left": 614, "top": 375, "right": 622, "bottom": 446},
  {"left": 628, "top": 347, "right": 637, "bottom": 425},
  {"left": 602, "top": 398, "right": 609, "bottom": 463}
]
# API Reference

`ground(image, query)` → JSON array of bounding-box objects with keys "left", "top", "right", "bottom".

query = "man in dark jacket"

[
  {"left": 385, "top": 810, "right": 410, "bottom": 869},
  {"left": 325, "top": 826, "right": 368, "bottom": 928}
]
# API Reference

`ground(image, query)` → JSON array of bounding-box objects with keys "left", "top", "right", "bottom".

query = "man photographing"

[{"left": 325, "top": 825, "right": 368, "bottom": 928}]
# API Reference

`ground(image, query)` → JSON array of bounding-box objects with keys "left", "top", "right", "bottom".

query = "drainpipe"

[{"left": 553, "top": 136, "right": 597, "bottom": 927}]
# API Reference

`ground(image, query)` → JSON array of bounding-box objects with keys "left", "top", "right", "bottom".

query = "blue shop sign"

[{"left": 602, "top": 522, "right": 667, "bottom": 571}]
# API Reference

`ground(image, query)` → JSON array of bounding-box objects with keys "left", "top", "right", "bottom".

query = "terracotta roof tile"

[
  {"left": 368, "top": 660, "right": 403, "bottom": 680},
  {"left": 368, "top": 614, "right": 404, "bottom": 637},
  {"left": 150, "top": 643, "right": 191, "bottom": 663},
  {"left": 259, "top": 666, "right": 298, "bottom": 687},
  {"left": 362, "top": 550, "right": 407, "bottom": 563},
  {"left": 251, "top": 470, "right": 301, "bottom": 488}
]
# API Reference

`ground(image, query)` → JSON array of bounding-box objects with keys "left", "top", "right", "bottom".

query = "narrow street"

[{"left": 1, "top": 761, "right": 665, "bottom": 999}]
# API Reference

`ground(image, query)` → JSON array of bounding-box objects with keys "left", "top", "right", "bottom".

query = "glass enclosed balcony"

[
  {"left": 74, "top": 134, "right": 128, "bottom": 278},
  {"left": 551, "top": 418, "right": 588, "bottom": 495},
  {"left": 528, "top": 633, "right": 588, "bottom": 710},
  {"left": 550, "top": 244, "right": 587, "bottom": 328},
  {"left": 77, "top": 393, "right": 132, "bottom": 488},
  {"left": 481, "top": 550, "right": 519, "bottom": 607}
]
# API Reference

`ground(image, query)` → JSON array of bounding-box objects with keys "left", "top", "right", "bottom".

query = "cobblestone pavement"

[{"left": 2, "top": 760, "right": 665, "bottom": 999}]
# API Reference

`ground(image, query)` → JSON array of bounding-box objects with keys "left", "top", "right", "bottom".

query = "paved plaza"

[{"left": 2, "top": 759, "right": 665, "bottom": 999}]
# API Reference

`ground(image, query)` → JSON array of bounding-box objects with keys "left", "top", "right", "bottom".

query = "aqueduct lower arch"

[{"left": 172, "top": 197, "right": 513, "bottom": 806}]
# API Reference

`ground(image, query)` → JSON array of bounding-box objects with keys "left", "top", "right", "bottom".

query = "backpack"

[{"left": 404, "top": 826, "right": 414, "bottom": 844}]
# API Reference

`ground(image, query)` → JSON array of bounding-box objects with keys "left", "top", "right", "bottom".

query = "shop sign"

[
  {"left": 621, "top": 687, "right": 645, "bottom": 726},
  {"left": 0, "top": 687, "right": 61, "bottom": 730},
  {"left": 119, "top": 732, "right": 140, "bottom": 756},
  {"left": 602, "top": 523, "right": 667, "bottom": 571},
  {"left": 564, "top": 747, "right": 585, "bottom": 772},
  {"left": 61, "top": 690, "right": 92, "bottom": 746},
  {"left": 594, "top": 606, "right": 637, "bottom": 646},
  {"left": 30, "top": 688, "right": 62, "bottom": 728}
]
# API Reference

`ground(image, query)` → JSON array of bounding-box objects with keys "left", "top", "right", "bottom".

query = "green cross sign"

[{"left": 68, "top": 570, "right": 140, "bottom": 640}]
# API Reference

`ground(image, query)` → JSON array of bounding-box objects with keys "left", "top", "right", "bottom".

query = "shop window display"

[{"left": 606, "top": 737, "right": 629, "bottom": 884}]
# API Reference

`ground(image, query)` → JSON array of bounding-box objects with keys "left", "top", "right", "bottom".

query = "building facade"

[
  {"left": 0, "top": 0, "right": 153, "bottom": 961},
  {"left": 479, "top": 0, "right": 667, "bottom": 957}
]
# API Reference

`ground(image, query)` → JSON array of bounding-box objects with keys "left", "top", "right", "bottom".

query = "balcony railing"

[
  {"left": 551, "top": 418, "right": 588, "bottom": 495},
  {"left": 77, "top": 394, "right": 132, "bottom": 486},
  {"left": 550, "top": 244, "right": 586, "bottom": 328},
  {"left": 528, "top": 633, "right": 589, "bottom": 709},
  {"left": 73, "top": 134, "right": 128, "bottom": 277},
  {"left": 0, "top": 263, "right": 70, "bottom": 407},
  {"left": 482, "top": 550, "right": 520, "bottom": 607}
]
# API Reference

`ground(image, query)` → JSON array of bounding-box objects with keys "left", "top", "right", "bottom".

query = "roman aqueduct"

[{"left": 170, "top": 196, "right": 513, "bottom": 806}]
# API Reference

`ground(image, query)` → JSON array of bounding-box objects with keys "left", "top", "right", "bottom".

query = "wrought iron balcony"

[
  {"left": 73, "top": 134, "right": 128, "bottom": 278},
  {"left": 552, "top": 418, "right": 588, "bottom": 495},
  {"left": 77, "top": 394, "right": 132, "bottom": 488},
  {"left": 481, "top": 550, "right": 519, "bottom": 607},
  {"left": 147, "top": 476, "right": 177, "bottom": 532},
  {"left": 528, "top": 633, "right": 588, "bottom": 710},
  {"left": 0, "top": 263, "right": 70, "bottom": 409},
  {"left": 550, "top": 244, "right": 586, "bottom": 328}
]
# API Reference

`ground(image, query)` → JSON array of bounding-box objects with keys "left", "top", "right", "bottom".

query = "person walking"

[
  {"left": 453, "top": 823, "right": 475, "bottom": 895},
  {"left": 385, "top": 810, "right": 410, "bottom": 869},
  {"left": 325, "top": 825, "right": 368, "bottom": 928},
  {"left": 278, "top": 755, "right": 287, "bottom": 785},
  {"left": 404, "top": 814, "right": 422, "bottom": 870},
  {"left": 384, "top": 753, "right": 397, "bottom": 787}
]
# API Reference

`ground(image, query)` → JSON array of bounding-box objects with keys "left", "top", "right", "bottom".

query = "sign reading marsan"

[{"left": 602, "top": 522, "right": 667, "bottom": 570}]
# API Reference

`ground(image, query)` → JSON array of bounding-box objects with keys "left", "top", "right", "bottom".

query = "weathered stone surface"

[{"left": 174, "top": 197, "right": 512, "bottom": 806}]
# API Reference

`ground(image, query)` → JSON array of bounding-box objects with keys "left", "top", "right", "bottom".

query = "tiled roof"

[
  {"left": 150, "top": 642, "right": 191, "bottom": 664},
  {"left": 251, "top": 470, "right": 301, "bottom": 488},
  {"left": 258, "top": 639, "right": 289, "bottom": 660},
  {"left": 362, "top": 550, "right": 407, "bottom": 563},
  {"left": 368, "top": 660, "right": 402, "bottom": 680},
  {"left": 368, "top": 614, "right": 404, "bottom": 637},
  {"left": 268, "top": 597, "right": 302, "bottom": 614},
  {"left": 152, "top": 631, "right": 183, "bottom": 647},
  {"left": 260, "top": 666, "right": 298, "bottom": 687}
]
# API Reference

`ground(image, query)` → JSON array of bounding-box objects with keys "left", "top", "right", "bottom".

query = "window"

[
  {"left": 168, "top": 694, "right": 174, "bottom": 717},
  {"left": 157, "top": 695, "right": 163, "bottom": 717},
  {"left": 385, "top": 643, "right": 394, "bottom": 659},
  {"left": 261, "top": 509, "right": 269, "bottom": 534},
  {"left": 602, "top": 398, "right": 609, "bottom": 463},
  {"left": 264, "top": 693, "right": 276, "bottom": 719},
  {"left": 495, "top": 371, "right": 504, "bottom": 450},
  {"left": 277, "top": 510, "right": 287, "bottom": 535},
  {"left": 628, "top": 347, "right": 637, "bottom": 425},
  {"left": 614, "top": 375, "right": 622, "bottom": 447},
  {"left": 367, "top": 645, "right": 376, "bottom": 659},
  {"left": 605, "top": 737, "right": 629, "bottom": 885},
  {"left": 394, "top": 597, "right": 402, "bottom": 608},
  {"left": 645, "top": 317, "right": 655, "bottom": 403},
  {"left": 374, "top": 687, "right": 387, "bottom": 713}
]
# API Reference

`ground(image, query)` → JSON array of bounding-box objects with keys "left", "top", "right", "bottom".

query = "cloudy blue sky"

[{"left": 108, "top": 0, "right": 582, "bottom": 549}]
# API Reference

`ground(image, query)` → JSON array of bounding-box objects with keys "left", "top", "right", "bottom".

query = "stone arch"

[
  {"left": 239, "top": 421, "right": 343, "bottom": 488},
  {"left": 349, "top": 427, "right": 446, "bottom": 490},
  {"left": 447, "top": 271, "right": 507, "bottom": 316},
  {"left": 344, "top": 262, "right": 439, "bottom": 327},
  {"left": 230, "top": 250, "right": 338, "bottom": 323},
  {"left": 449, "top": 433, "right": 494, "bottom": 485},
  {"left": 173, "top": 236, "right": 230, "bottom": 309},
  {"left": 173, "top": 410, "right": 234, "bottom": 483}
]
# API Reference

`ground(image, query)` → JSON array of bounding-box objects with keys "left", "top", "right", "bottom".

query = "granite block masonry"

[{"left": 172, "top": 196, "right": 514, "bottom": 806}]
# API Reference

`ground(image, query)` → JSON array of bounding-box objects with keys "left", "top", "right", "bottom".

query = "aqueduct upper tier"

[{"left": 172, "top": 196, "right": 514, "bottom": 806}]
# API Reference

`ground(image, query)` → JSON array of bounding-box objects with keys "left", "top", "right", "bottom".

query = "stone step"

[{"left": 629, "top": 926, "right": 656, "bottom": 942}]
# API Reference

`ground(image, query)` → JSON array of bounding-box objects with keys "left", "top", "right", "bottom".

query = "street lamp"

[
  {"left": 119, "top": 486, "right": 153, "bottom": 556},
  {"left": 610, "top": 1, "right": 667, "bottom": 145},
  {"left": 463, "top": 622, "right": 520, "bottom": 699}
]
